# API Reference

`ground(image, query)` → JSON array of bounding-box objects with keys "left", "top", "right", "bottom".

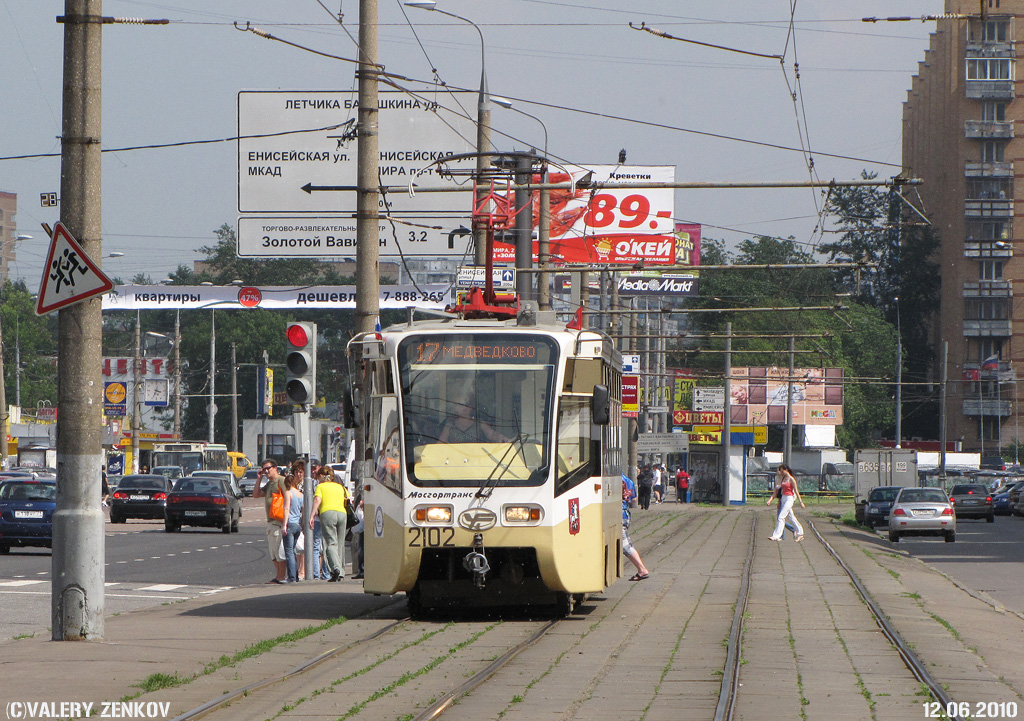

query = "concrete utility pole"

[
  {"left": 351, "top": 0, "right": 379, "bottom": 577},
  {"left": 355, "top": 0, "right": 379, "bottom": 336},
  {"left": 514, "top": 154, "right": 533, "bottom": 300},
  {"left": 208, "top": 310, "right": 216, "bottom": 443},
  {"left": 53, "top": 0, "right": 105, "bottom": 640},
  {"left": 0, "top": 315, "right": 7, "bottom": 470},
  {"left": 131, "top": 311, "right": 141, "bottom": 473},
  {"left": 722, "top": 322, "right": 732, "bottom": 507},
  {"left": 231, "top": 342, "right": 238, "bottom": 452},
  {"left": 173, "top": 309, "right": 181, "bottom": 437}
]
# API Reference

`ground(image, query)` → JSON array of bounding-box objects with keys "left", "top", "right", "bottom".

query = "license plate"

[
  {"left": 962, "top": 499, "right": 979, "bottom": 505},
  {"left": 14, "top": 510, "right": 44, "bottom": 519},
  {"left": 130, "top": 495, "right": 150, "bottom": 501},
  {"left": 184, "top": 510, "right": 206, "bottom": 517},
  {"left": 911, "top": 509, "right": 935, "bottom": 517}
]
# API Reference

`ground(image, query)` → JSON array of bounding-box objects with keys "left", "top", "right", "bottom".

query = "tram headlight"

[
  {"left": 504, "top": 505, "right": 542, "bottom": 523},
  {"left": 414, "top": 506, "right": 452, "bottom": 524}
]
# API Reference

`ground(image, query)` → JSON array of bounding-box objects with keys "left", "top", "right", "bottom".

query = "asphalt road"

[
  {"left": 874, "top": 510, "right": 1024, "bottom": 615},
  {"left": 0, "top": 497, "right": 278, "bottom": 638}
]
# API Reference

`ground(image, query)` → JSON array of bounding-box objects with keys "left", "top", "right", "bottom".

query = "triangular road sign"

[{"left": 36, "top": 222, "right": 115, "bottom": 315}]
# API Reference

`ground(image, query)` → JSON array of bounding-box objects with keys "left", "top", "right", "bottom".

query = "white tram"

[{"left": 347, "top": 310, "right": 624, "bottom": 614}]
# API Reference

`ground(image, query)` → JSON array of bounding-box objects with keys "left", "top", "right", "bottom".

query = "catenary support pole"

[
  {"left": 53, "top": 0, "right": 105, "bottom": 640},
  {"left": 784, "top": 335, "right": 794, "bottom": 465},
  {"left": 231, "top": 342, "right": 238, "bottom": 452},
  {"left": 173, "top": 309, "right": 181, "bottom": 437},
  {"left": 722, "top": 322, "right": 732, "bottom": 506},
  {"left": 208, "top": 309, "right": 216, "bottom": 443},
  {"left": 515, "top": 154, "right": 533, "bottom": 300},
  {"left": 0, "top": 316, "right": 7, "bottom": 470},
  {"left": 940, "top": 341, "right": 947, "bottom": 478},
  {"left": 131, "top": 310, "right": 141, "bottom": 473}
]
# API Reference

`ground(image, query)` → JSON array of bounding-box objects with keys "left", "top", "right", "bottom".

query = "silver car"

[{"left": 888, "top": 487, "right": 956, "bottom": 543}]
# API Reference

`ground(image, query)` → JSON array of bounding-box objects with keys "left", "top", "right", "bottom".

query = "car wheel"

[
  {"left": 231, "top": 515, "right": 239, "bottom": 533},
  {"left": 164, "top": 520, "right": 179, "bottom": 532},
  {"left": 889, "top": 532, "right": 900, "bottom": 543},
  {"left": 110, "top": 513, "right": 122, "bottom": 524},
  {"left": 987, "top": 514, "right": 995, "bottom": 523},
  {"left": 0, "top": 544, "right": 9, "bottom": 554},
  {"left": 221, "top": 519, "right": 232, "bottom": 534},
  {"left": 945, "top": 531, "right": 956, "bottom": 543}
]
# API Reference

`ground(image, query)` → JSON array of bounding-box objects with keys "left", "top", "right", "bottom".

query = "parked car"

[
  {"left": 110, "top": 474, "right": 173, "bottom": 523},
  {"left": 948, "top": 483, "right": 995, "bottom": 522},
  {"left": 0, "top": 479, "right": 57, "bottom": 553},
  {"left": 189, "top": 470, "right": 243, "bottom": 498},
  {"left": 981, "top": 455, "right": 1007, "bottom": 471},
  {"left": 152, "top": 465, "right": 185, "bottom": 480},
  {"left": 238, "top": 469, "right": 259, "bottom": 496},
  {"left": 992, "top": 485, "right": 1014, "bottom": 514},
  {"left": 1009, "top": 481, "right": 1024, "bottom": 515},
  {"left": 1016, "top": 493, "right": 1024, "bottom": 518},
  {"left": 165, "top": 476, "right": 242, "bottom": 533},
  {"left": 864, "top": 486, "right": 902, "bottom": 528},
  {"left": 888, "top": 487, "right": 956, "bottom": 543}
]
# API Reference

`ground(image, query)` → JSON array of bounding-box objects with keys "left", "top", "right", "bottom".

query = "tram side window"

[
  {"left": 374, "top": 397, "right": 402, "bottom": 493},
  {"left": 555, "top": 397, "right": 598, "bottom": 497}
]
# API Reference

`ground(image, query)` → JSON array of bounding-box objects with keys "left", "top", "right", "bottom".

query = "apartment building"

[{"left": 903, "top": 2, "right": 1024, "bottom": 453}]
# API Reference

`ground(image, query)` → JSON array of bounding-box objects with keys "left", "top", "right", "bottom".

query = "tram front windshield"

[{"left": 398, "top": 334, "right": 557, "bottom": 487}]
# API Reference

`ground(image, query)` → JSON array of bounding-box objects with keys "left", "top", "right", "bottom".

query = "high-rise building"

[
  {"left": 903, "top": 2, "right": 1022, "bottom": 455},
  {"left": 0, "top": 192, "right": 18, "bottom": 283}
]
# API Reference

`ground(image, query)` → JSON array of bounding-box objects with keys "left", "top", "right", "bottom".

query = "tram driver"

[{"left": 438, "top": 384, "right": 508, "bottom": 444}]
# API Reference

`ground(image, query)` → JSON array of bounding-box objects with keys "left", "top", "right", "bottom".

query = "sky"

[{"left": 1, "top": 1, "right": 940, "bottom": 286}]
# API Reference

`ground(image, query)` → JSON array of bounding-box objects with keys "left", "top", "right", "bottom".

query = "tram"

[{"left": 346, "top": 306, "right": 624, "bottom": 614}]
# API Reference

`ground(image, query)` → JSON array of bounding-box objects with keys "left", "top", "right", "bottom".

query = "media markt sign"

[{"left": 617, "top": 275, "right": 698, "bottom": 297}]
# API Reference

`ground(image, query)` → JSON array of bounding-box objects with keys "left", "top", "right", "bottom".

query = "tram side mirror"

[
  {"left": 592, "top": 384, "right": 610, "bottom": 426},
  {"left": 342, "top": 389, "right": 362, "bottom": 429}
]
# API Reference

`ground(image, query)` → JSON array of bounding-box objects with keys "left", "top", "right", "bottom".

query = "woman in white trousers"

[{"left": 767, "top": 464, "right": 805, "bottom": 541}]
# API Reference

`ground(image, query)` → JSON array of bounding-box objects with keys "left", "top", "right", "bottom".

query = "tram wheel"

[
  {"left": 406, "top": 586, "right": 424, "bottom": 619},
  {"left": 558, "top": 592, "right": 576, "bottom": 617}
]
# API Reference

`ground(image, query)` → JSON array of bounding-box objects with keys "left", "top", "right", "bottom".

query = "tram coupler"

[{"left": 462, "top": 533, "right": 490, "bottom": 589}]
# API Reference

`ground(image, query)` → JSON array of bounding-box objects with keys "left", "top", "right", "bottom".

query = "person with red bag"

[{"left": 253, "top": 459, "right": 288, "bottom": 583}]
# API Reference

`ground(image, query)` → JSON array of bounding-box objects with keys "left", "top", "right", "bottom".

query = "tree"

[
  {"left": 821, "top": 173, "right": 941, "bottom": 439},
  {"left": 673, "top": 235, "right": 897, "bottom": 451},
  {"left": 1, "top": 281, "right": 58, "bottom": 415}
]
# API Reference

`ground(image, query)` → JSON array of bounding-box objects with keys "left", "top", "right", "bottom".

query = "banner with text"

[{"left": 102, "top": 285, "right": 449, "bottom": 311}]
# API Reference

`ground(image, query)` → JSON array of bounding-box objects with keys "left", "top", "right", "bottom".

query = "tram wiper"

[{"left": 475, "top": 410, "right": 531, "bottom": 499}]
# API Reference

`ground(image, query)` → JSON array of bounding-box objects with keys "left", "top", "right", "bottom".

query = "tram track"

[{"left": 132, "top": 505, "right": 1017, "bottom": 721}]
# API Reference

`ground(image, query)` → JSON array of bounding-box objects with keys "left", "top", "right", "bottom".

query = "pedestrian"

[
  {"left": 140, "top": 465, "right": 149, "bottom": 474},
  {"left": 637, "top": 465, "right": 654, "bottom": 510},
  {"left": 653, "top": 464, "right": 664, "bottom": 504},
  {"left": 767, "top": 463, "right": 805, "bottom": 542},
  {"left": 350, "top": 495, "right": 365, "bottom": 580},
  {"left": 310, "top": 467, "right": 326, "bottom": 580},
  {"left": 309, "top": 465, "right": 349, "bottom": 582},
  {"left": 253, "top": 458, "right": 288, "bottom": 583},
  {"left": 101, "top": 471, "right": 110, "bottom": 508},
  {"left": 675, "top": 466, "right": 690, "bottom": 504},
  {"left": 281, "top": 468, "right": 304, "bottom": 583},
  {"left": 621, "top": 474, "right": 650, "bottom": 581}
]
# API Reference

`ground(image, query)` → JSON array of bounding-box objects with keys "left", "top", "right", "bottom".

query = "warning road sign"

[{"left": 36, "top": 223, "right": 114, "bottom": 315}]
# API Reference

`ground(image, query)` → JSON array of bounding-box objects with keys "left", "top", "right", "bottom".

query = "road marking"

[
  {"left": 137, "top": 584, "right": 186, "bottom": 592},
  {"left": 0, "top": 580, "right": 45, "bottom": 587}
]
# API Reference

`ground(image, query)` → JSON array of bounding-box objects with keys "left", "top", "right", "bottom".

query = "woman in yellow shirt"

[{"left": 309, "top": 466, "right": 348, "bottom": 582}]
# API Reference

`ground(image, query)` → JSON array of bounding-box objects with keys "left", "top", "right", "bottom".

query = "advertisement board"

[
  {"left": 622, "top": 375, "right": 639, "bottom": 417},
  {"left": 729, "top": 367, "right": 844, "bottom": 425},
  {"left": 491, "top": 165, "right": 676, "bottom": 265}
]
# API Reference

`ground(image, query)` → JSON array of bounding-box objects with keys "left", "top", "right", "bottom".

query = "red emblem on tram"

[{"left": 568, "top": 498, "right": 580, "bottom": 535}]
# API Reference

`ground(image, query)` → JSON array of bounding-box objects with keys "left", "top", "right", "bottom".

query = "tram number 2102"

[{"left": 408, "top": 527, "right": 456, "bottom": 548}]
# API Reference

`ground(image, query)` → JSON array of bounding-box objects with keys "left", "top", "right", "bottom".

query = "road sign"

[
  {"left": 622, "top": 354, "right": 640, "bottom": 374},
  {"left": 636, "top": 433, "right": 689, "bottom": 453},
  {"left": 455, "top": 266, "right": 516, "bottom": 289},
  {"left": 647, "top": 405, "right": 670, "bottom": 413},
  {"left": 36, "top": 222, "right": 114, "bottom": 315},
  {"left": 694, "top": 387, "right": 725, "bottom": 412},
  {"left": 237, "top": 90, "right": 475, "bottom": 214}
]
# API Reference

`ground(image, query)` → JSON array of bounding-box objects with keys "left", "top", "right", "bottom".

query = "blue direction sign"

[{"left": 455, "top": 266, "right": 516, "bottom": 290}]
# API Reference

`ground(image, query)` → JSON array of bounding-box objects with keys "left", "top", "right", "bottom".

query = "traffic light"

[{"left": 285, "top": 322, "right": 317, "bottom": 405}]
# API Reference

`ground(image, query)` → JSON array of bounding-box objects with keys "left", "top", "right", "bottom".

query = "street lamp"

[{"left": 406, "top": 0, "right": 491, "bottom": 265}]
